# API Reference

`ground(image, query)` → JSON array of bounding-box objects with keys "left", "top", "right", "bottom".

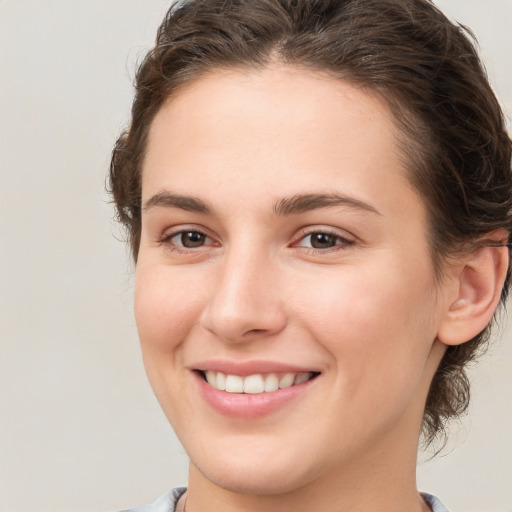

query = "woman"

[{"left": 110, "top": 0, "right": 512, "bottom": 511}]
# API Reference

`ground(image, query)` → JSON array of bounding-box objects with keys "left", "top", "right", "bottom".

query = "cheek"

[
  {"left": 290, "top": 262, "right": 438, "bottom": 394},
  {"left": 133, "top": 265, "right": 205, "bottom": 424},
  {"left": 134, "top": 265, "right": 202, "bottom": 356}
]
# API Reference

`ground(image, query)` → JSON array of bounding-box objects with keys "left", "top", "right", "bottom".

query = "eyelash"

[
  {"left": 157, "top": 227, "right": 355, "bottom": 254},
  {"left": 157, "top": 228, "right": 215, "bottom": 254}
]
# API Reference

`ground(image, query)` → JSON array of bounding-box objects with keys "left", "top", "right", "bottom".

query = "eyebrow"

[
  {"left": 143, "top": 192, "right": 215, "bottom": 215},
  {"left": 273, "top": 193, "right": 381, "bottom": 216},
  {"left": 142, "top": 191, "right": 380, "bottom": 217}
]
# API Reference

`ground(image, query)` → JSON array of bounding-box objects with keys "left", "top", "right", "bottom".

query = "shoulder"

[
  {"left": 421, "top": 492, "right": 451, "bottom": 512},
  {"left": 117, "top": 487, "right": 187, "bottom": 512}
]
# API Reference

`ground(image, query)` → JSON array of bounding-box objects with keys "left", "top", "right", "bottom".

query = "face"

[{"left": 135, "top": 65, "right": 449, "bottom": 495}]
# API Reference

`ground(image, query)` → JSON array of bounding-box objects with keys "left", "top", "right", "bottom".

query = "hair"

[{"left": 109, "top": 0, "right": 512, "bottom": 446}]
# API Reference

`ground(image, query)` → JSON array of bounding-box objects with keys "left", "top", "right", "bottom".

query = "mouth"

[{"left": 197, "top": 370, "right": 320, "bottom": 394}]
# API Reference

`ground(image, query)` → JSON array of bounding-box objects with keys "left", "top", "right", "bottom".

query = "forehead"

[{"left": 143, "top": 64, "right": 419, "bottom": 219}]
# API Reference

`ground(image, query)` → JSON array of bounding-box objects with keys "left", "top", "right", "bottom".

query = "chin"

[
  {"left": 194, "top": 460, "right": 312, "bottom": 496},
  {"left": 188, "top": 442, "right": 324, "bottom": 496}
]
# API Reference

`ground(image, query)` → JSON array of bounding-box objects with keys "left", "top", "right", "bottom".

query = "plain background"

[{"left": 0, "top": 1, "right": 511, "bottom": 511}]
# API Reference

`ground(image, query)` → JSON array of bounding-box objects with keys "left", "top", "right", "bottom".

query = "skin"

[{"left": 134, "top": 65, "right": 480, "bottom": 512}]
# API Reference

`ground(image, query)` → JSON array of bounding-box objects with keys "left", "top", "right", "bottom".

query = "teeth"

[
  {"left": 294, "top": 372, "right": 310, "bottom": 385},
  {"left": 243, "top": 374, "right": 265, "bottom": 394},
  {"left": 205, "top": 371, "right": 216, "bottom": 386},
  {"left": 279, "top": 373, "right": 295, "bottom": 389},
  {"left": 216, "top": 372, "right": 226, "bottom": 391},
  {"left": 264, "top": 373, "right": 279, "bottom": 392},
  {"left": 203, "top": 371, "right": 314, "bottom": 394},
  {"left": 225, "top": 374, "right": 244, "bottom": 393}
]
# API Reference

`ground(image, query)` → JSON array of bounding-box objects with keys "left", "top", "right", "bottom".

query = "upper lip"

[{"left": 192, "top": 359, "right": 321, "bottom": 376}]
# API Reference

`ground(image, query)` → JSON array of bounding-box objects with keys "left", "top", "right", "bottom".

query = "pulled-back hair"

[{"left": 109, "top": 0, "right": 512, "bottom": 445}]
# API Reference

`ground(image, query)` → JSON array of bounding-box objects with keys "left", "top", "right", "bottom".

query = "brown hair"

[{"left": 109, "top": 0, "right": 512, "bottom": 445}]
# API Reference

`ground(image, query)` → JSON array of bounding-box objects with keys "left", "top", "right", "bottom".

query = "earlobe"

[{"left": 437, "top": 237, "right": 509, "bottom": 346}]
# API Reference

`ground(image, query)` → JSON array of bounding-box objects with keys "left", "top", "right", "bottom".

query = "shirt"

[{"left": 119, "top": 488, "right": 450, "bottom": 511}]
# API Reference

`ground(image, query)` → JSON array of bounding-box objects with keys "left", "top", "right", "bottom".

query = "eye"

[
  {"left": 295, "top": 230, "right": 354, "bottom": 250},
  {"left": 173, "top": 230, "right": 208, "bottom": 248},
  {"left": 160, "top": 229, "right": 216, "bottom": 251}
]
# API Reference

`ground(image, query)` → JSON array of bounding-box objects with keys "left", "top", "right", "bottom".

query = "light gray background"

[{"left": 0, "top": 1, "right": 511, "bottom": 511}]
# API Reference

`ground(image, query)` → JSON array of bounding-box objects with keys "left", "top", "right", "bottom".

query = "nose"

[{"left": 199, "top": 247, "right": 287, "bottom": 343}]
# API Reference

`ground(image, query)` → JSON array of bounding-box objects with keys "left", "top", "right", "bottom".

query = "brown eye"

[
  {"left": 295, "top": 230, "right": 354, "bottom": 251},
  {"left": 309, "top": 232, "right": 339, "bottom": 249},
  {"left": 179, "top": 231, "right": 207, "bottom": 248}
]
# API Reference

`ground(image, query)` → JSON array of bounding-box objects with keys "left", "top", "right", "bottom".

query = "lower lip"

[{"left": 194, "top": 372, "right": 318, "bottom": 419}]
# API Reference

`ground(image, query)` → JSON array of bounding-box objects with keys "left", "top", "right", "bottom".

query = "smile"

[{"left": 201, "top": 371, "right": 319, "bottom": 394}]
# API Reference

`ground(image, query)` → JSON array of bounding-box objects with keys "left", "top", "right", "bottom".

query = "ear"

[{"left": 437, "top": 233, "right": 509, "bottom": 346}]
